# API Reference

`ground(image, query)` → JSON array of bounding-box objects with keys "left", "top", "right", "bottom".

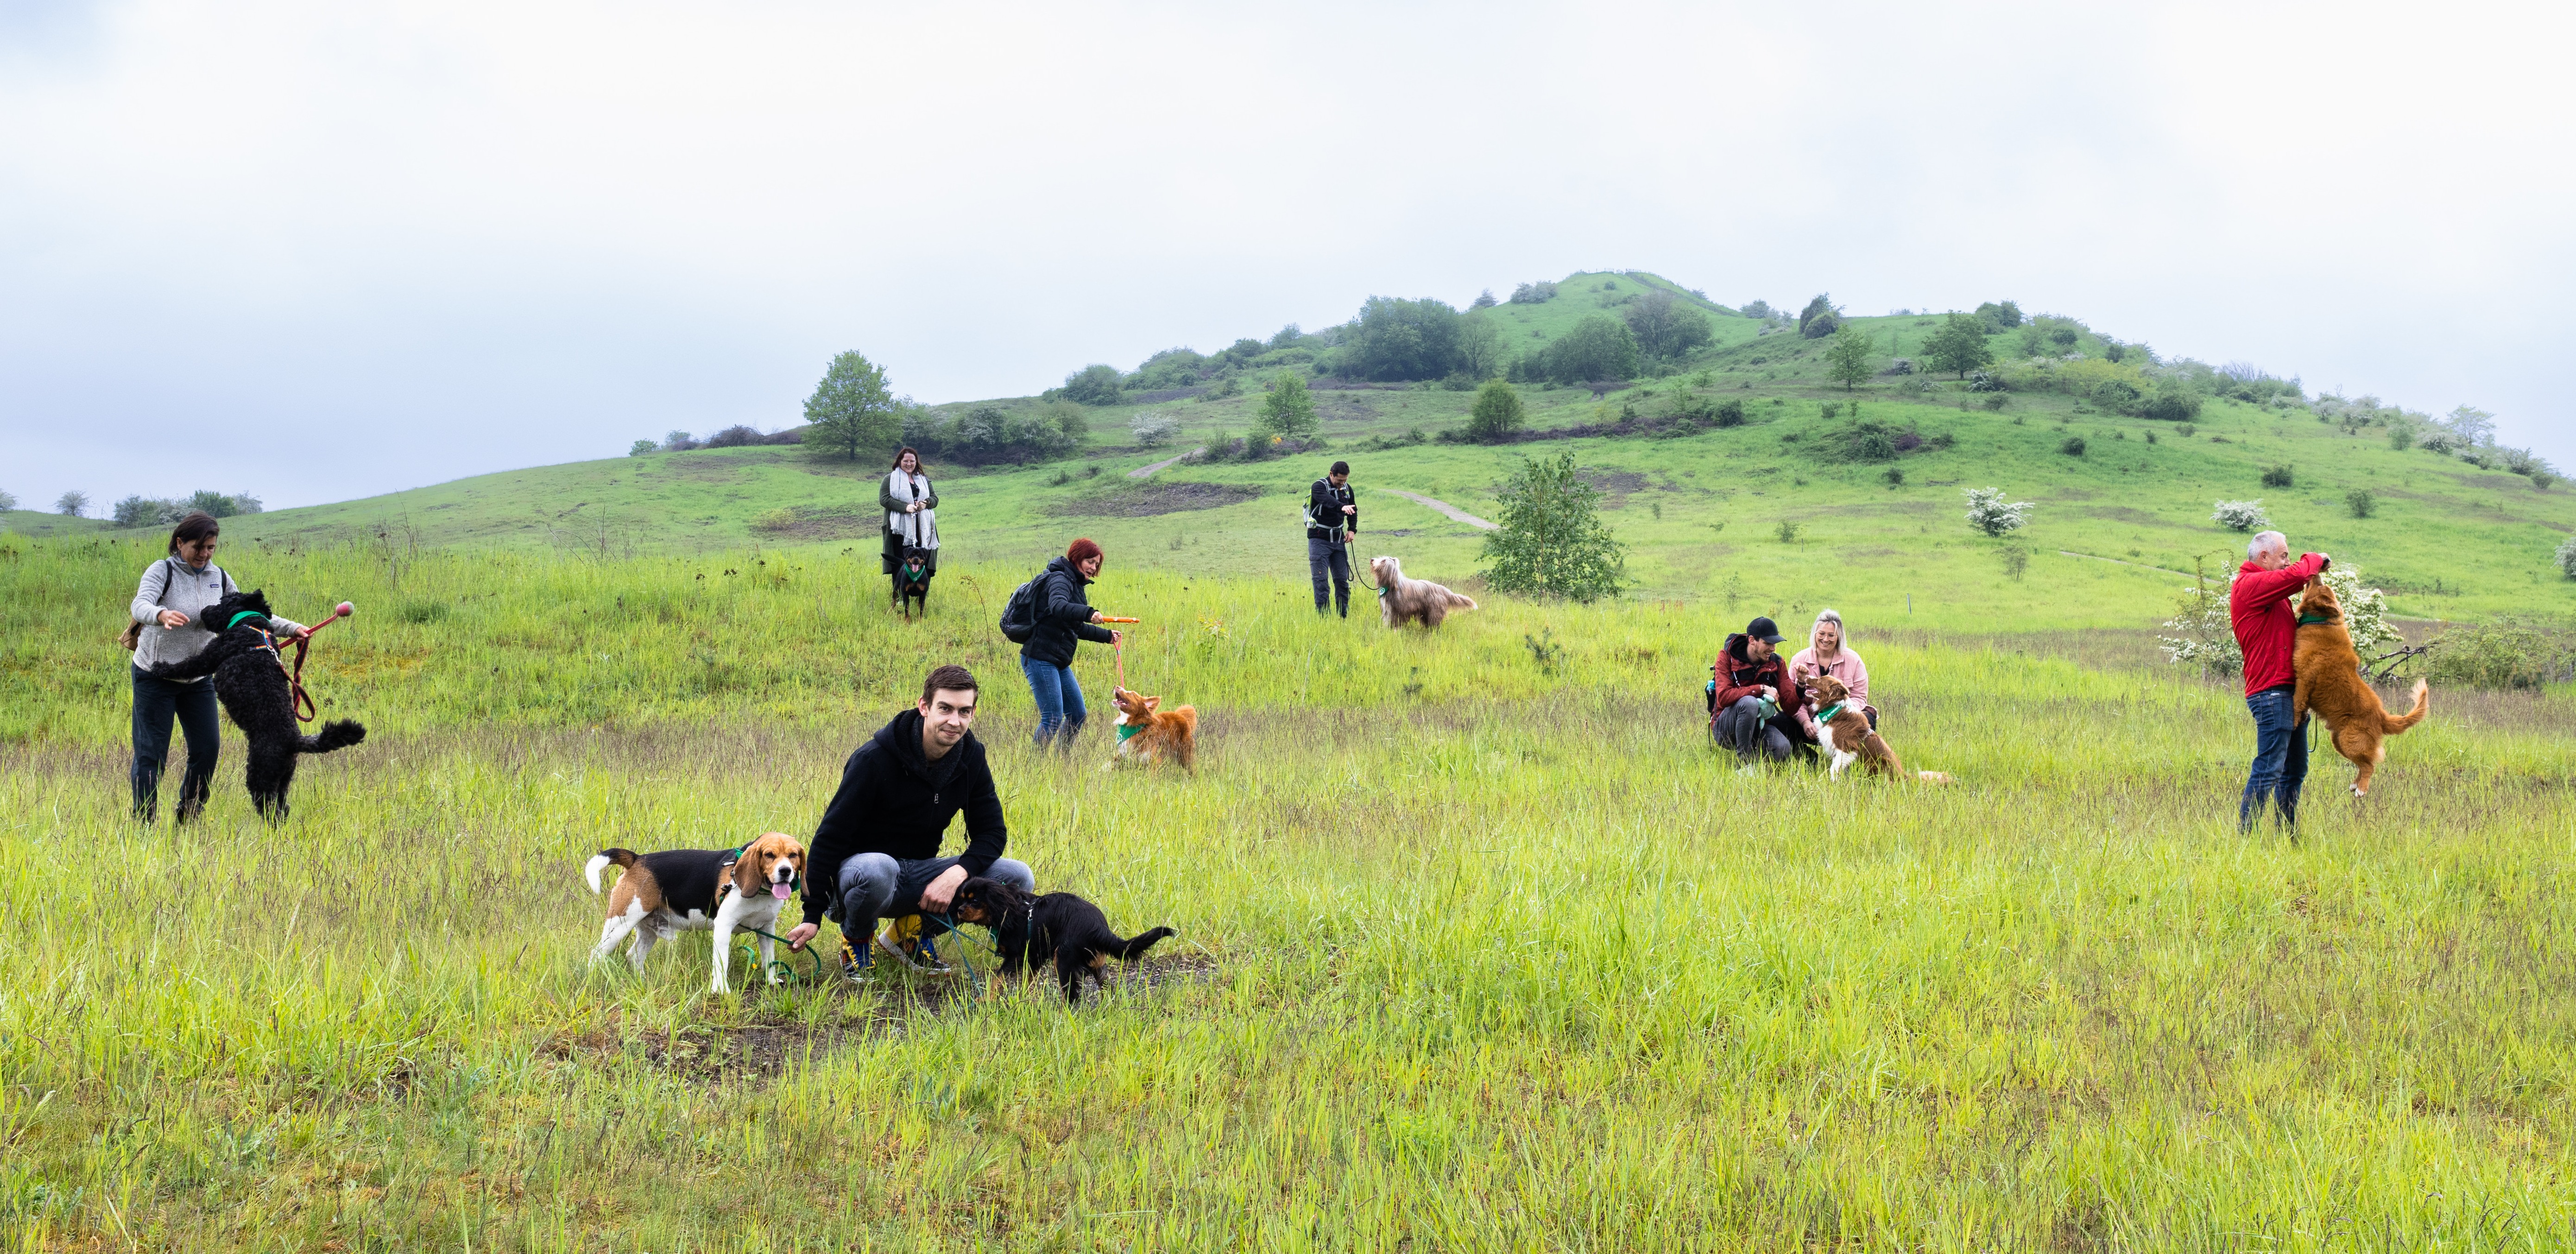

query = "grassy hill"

[{"left": 39, "top": 271, "right": 2575, "bottom": 634}]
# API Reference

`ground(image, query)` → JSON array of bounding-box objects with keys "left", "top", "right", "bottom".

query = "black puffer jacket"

[{"left": 1018, "top": 555, "right": 1115, "bottom": 668}]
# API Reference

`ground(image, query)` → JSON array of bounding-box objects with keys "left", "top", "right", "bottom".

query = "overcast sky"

[{"left": 4, "top": 0, "right": 2568, "bottom": 512}]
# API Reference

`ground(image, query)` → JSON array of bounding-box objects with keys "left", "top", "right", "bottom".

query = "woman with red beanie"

[{"left": 1018, "top": 537, "right": 1121, "bottom": 748}]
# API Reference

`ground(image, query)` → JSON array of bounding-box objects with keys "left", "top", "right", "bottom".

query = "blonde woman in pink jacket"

[{"left": 1790, "top": 608, "right": 1874, "bottom": 742}]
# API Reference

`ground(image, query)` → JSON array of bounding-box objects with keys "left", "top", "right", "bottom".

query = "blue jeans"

[
  {"left": 1021, "top": 655, "right": 1086, "bottom": 747},
  {"left": 831, "top": 853, "right": 1036, "bottom": 936},
  {"left": 132, "top": 666, "right": 220, "bottom": 820},
  {"left": 2241, "top": 685, "right": 2309, "bottom": 831},
  {"left": 1308, "top": 537, "right": 1352, "bottom": 616}
]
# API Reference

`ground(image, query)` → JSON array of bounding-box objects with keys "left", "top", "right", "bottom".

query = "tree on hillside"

[
  {"left": 1060, "top": 363, "right": 1126, "bottom": 406},
  {"left": 1974, "top": 300, "right": 2024, "bottom": 330},
  {"left": 55, "top": 490, "right": 88, "bottom": 518},
  {"left": 802, "top": 351, "right": 901, "bottom": 462},
  {"left": 1456, "top": 316, "right": 1506, "bottom": 381},
  {"left": 1919, "top": 313, "right": 1995, "bottom": 379},
  {"left": 1464, "top": 379, "right": 1526, "bottom": 442},
  {"left": 1470, "top": 289, "right": 1497, "bottom": 309},
  {"left": 1624, "top": 291, "right": 1713, "bottom": 360},
  {"left": 0, "top": 489, "right": 15, "bottom": 511},
  {"left": 1348, "top": 296, "right": 1466, "bottom": 381},
  {"left": 1797, "top": 293, "right": 1842, "bottom": 338},
  {"left": 1963, "top": 486, "right": 2033, "bottom": 537},
  {"left": 1823, "top": 321, "right": 1876, "bottom": 391},
  {"left": 1481, "top": 450, "right": 1627, "bottom": 602},
  {"left": 1544, "top": 315, "right": 1641, "bottom": 384},
  {"left": 1251, "top": 371, "right": 1319, "bottom": 441}
]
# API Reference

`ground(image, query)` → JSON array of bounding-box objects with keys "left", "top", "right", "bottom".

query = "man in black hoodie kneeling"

[{"left": 782, "top": 663, "right": 1035, "bottom": 965}]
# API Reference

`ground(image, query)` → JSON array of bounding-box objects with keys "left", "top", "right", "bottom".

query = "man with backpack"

[{"left": 1307, "top": 460, "right": 1360, "bottom": 618}]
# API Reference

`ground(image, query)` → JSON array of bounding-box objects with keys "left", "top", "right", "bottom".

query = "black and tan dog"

[
  {"left": 895, "top": 543, "right": 934, "bottom": 620},
  {"left": 141, "top": 588, "right": 366, "bottom": 819},
  {"left": 948, "top": 877, "right": 1174, "bottom": 1004}
]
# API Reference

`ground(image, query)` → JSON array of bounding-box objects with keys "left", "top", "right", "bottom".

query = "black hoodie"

[
  {"left": 1018, "top": 554, "right": 1116, "bottom": 668},
  {"left": 802, "top": 708, "right": 1007, "bottom": 926}
]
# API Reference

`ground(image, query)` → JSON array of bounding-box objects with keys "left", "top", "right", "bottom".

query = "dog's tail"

[
  {"left": 1915, "top": 770, "right": 1954, "bottom": 785},
  {"left": 1446, "top": 590, "right": 1479, "bottom": 611},
  {"left": 2380, "top": 679, "right": 2430, "bottom": 734},
  {"left": 585, "top": 848, "right": 640, "bottom": 895},
  {"left": 1114, "top": 926, "right": 1175, "bottom": 962},
  {"left": 297, "top": 719, "right": 366, "bottom": 754}
]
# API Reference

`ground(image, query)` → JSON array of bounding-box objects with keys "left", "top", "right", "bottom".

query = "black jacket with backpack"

[
  {"left": 1306, "top": 478, "right": 1359, "bottom": 542},
  {"left": 1016, "top": 555, "right": 1115, "bottom": 668}
]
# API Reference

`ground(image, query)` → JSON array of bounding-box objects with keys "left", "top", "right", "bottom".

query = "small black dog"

[
  {"left": 894, "top": 544, "right": 934, "bottom": 620},
  {"left": 143, "top": 589, "right": 366, "bottom": 819},
  {"left": 948, "top": 876, "right": 1174, "bottom": 1004}
]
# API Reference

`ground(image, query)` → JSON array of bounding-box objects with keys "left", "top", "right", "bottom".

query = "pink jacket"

[{"left": 1790, "top": 646, "right": 1869, "bottom": 739}]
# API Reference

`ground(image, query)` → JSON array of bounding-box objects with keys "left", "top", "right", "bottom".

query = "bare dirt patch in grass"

[
  {"left": 1050, "top": 482, "right": 1263, "bottom": 517},
  {"left": 755, "top": 507, "right": 878, "bottom": 540}
]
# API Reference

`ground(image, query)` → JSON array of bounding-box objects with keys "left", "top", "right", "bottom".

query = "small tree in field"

[
  {"left": 1481, "top": 450, "right": 1627, "bottom": 602},
  {"left": 1963, "top": 486, "right": 2033, "bottom": 536},
  {"left": 2557, "top": 534, "right": 2576, "bottom": 580},
  {"left": 1251, "top": 371, "right": 1319, "bottom": 441},
  {"left": 802, "top": 351, "right": 900, "bottom": 463},
  {"left": 1131, "top": 411, "right": 1181, "bottom": 448},
  {"left": 2211, "top": 500, "right": 2270, "bottom": 532},
  {"left": 1823, "top": 321, "right": 1875, "bottom": 390},
  {"left": 1919, "top": 312, "right": 1995, "bottom": 379},
  {"left": 1464, "top": 379, "right": 1526, "bottom": 442},
  {"left": 55, "top": 491, "right": 89, "bottom": 518},
  {"left": 0, "top": 489, "right": 16, "bottom": 511}
]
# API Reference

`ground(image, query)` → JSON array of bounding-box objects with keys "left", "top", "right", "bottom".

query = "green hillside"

[{"left": 63, "top": 272, "right": 2576, "bottom": 631}]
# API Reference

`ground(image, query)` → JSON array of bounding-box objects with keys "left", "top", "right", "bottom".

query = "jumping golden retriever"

[{"left": 2292, "top": 578, "right": 2429, "bottom": 796}]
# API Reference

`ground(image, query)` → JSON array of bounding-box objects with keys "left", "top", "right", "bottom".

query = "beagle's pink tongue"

[{"left": 771, "top": 882, "right": 791, "bottom": 899}]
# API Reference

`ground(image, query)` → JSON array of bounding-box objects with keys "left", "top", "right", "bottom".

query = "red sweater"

[{"left": 2229, "top": 553, "right": 2327, "bottom": 695}]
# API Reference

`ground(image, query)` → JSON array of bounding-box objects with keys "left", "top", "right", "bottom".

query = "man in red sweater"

[{"left": 2229, "top": 530, "right": 2329, "bottom": 830}]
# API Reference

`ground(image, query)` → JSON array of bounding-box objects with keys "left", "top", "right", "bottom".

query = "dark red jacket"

[
  {"left": 2229, "top": 553, "right": 2327, "bottom": 695},
  {"left": 1709, "top": 632, "right": 1797, "bottom": 724}
]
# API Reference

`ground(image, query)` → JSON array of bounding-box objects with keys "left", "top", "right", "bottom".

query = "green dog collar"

[
  {"left": 224, "top": 610, "right": 270, "bottom": 633},
  {"left": 1814, "top": 701, "right": 1847, "bottom": 724},
  {"left": 2296, "top": 614, "right": 2335, "bottom": 626},
  {"left": 1116, "top": 722, "right": 1144, "bottom": 743}
]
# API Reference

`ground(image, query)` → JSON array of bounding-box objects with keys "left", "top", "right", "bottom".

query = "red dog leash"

[{"left": 283, "top": 601, "right": 355, "bottom": 722}]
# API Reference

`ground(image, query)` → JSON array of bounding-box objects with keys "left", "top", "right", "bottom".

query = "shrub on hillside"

[
  {"left": 1974, "top": 300, "right": 2024, "bottom": 330},
  {"left": 1509, "top": 281, "right": 1559, "bottom": 304},
  {"left": 1251, "top": 372, "right": 1321, "bottom": 441},
  {"left": 1060, "top": 364, "right": 1126, "bottom": 406},
  {"left": 1740, "top": 299, "right": 1774, "bottom": 320},
  {"left": 2160, "top": 562, "right": 2397, "bottom": 678},
  {"left": 2059, "top": 436, "right": 2086, "bottom": 457},
  {"left": 111, "top": 492, "right": 262, "bottom": 528},
  {"left": 2092, "top": 379, "right": 2141, "bottom": 409},
  {"left": 1919, "top": 312, "right": 1997, "bottom": 379},
  {"left": 1346, "top": 296, "right": 1468, "bottom": 381},
  {"left": 1464, "top": 379, "right": 1527, "bottom": 443},
  {"left": 1963, "top": 487, "right": 2033, "bottom": 537},
  {"left": 663, "top": 430, "right": 699, "bottom": 451},
  {"left": 55, "top": 491, "right": 88, "bottom": 517},
  {"left": 2138, "top": 379, "right": 2203, "bottom": 422},
  {"left": 0, "top": 489, "right": 15, "bottom": 511},
  {"left": 1480, "top": 449, "right": 1627, "bottom": 602},
  {"left": 1819, "top": 420, "right": 1918, "bottom": 463},
  {"left": 1542, "top": 316, "right": 1642, "bottom": 385},
  {"left": 1712, "top": 398, "right": 1747, "bottom": 428},
  {"left": 1967, "top": 371, "right": 2004, "bottom": 392},
  {"left": 903, "top": 403, "right": 1079, "bottom": 465},
  {"left": 703, "top": 424, "right": 797, "bottom": 448},
  {"left": 1131, "top": 412, "right": 1181, "bottom": 449},
  {"left": 2210, "top": 500, "right": 2270, "bottom": 531},
  {"left": 2559, "top": 534, "right": 2576, "bottom": 579},
  {"left": 1796, "top": 294, "right": 1839, "bottom": 337},
  {"left": 2347, "top": 489, "right": 2376, "bottom": 518},
  {"left": 2426, "top": 618, "right": 2576, "bottom": 689},
  {"left": 628, "top": 439, "right": 658, "bottom": 457},
  {"left": 1624, "top": 291, "right": 1713, "bottom": 360},
  {"left": 2260, "top": 464, "right": 2295, "bottom": 489}
]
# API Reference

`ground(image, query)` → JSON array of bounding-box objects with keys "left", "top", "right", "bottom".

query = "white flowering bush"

[
  {"left": 1964, "top": 487, "right": 2034, "bottom": 537},
  {"left": 2557, "top": 534, "right": 2576, "bottom": 580},
  {"left": 2211, "top": 499, "right": 2270, "bottom": 531},
  {"left": 1131, "top": 411, "right": 1181, "bottom": 449}
]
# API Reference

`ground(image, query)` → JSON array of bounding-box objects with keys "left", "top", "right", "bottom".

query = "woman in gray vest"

[{"left": 126, "top": 511, "right": 308, "bottom": 822}]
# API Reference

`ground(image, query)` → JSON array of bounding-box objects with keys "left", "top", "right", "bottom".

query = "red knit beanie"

[{"left": 1066, "top": 537, "right": 1104, "bottom": 566}]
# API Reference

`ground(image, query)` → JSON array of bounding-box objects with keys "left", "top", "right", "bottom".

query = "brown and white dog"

[
  {"left": 584, "top": 833, "right": 807, "bottom": 994},
  {"left": 1369, "top": 555, "right": 1478, "bottom": 630},
  {"left": 1806, "top": 674, "right": 1951, "bottom": 783},
  {"left": 1105, "top": 686, "right": 1197, "bottom": 771},
  {"left": 2292, "top": 578, "right": 2429, "bottom": 795}
]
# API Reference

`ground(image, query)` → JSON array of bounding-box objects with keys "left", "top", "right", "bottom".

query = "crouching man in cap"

[{"left": 1708, "top": 615, "right": 1808, "bottom": 769}]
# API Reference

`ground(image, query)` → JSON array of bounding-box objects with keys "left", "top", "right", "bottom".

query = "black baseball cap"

[{"left": 1745, "top": 616, "right": 1785, "bottom": 644}]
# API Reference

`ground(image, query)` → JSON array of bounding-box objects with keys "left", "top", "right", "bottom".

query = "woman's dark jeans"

[
  {"left": 132, "top": 666, "right": 220, "bottom": 820},
  {"left": 2241, "top": 684, "right": 2309, "bottom": 831},
  {"left": 1021, "top": 655, "right": 1087, "bottom": 748}
]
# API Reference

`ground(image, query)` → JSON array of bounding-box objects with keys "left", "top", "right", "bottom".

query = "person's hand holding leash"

[
  {"left": 783, "top": 921, "right": 817, "bottom": 951},
  {"left": 920, "top": 863, "right": 967, "bottom": 912}
]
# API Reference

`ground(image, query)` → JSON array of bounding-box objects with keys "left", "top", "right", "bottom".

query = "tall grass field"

[{"left": 4, "top": 535, "right": 2573, "bottom": 1250}]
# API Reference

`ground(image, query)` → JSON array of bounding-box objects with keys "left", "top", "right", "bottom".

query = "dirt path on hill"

[
  {"left": 1128, "top": 450, "right": 1203, "bottom": 479},
  {"left": 1379, "top": 489, "right": 1496, "bottom": 530}
]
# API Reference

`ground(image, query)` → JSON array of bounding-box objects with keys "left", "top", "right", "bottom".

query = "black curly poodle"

[{"left": 142, "top": 588, "right": 366, "bottom": 819}]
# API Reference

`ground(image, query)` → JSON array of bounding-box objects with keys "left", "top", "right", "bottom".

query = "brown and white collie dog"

[
  {"left": 1105, "top": 686, "right": 1197, "bottom": 771},
  {"left": 1369, "top": 555, "right": 1478, "bottom": 630},
  {"left": 1807, "top": 674, "right": 1951, "bottom": 784},
  {"left": 2292, "top": 577, "right": 2429, "bottom": 795}
]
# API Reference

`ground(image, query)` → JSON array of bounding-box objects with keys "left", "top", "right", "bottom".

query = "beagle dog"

[{"left": 584, "top": 833, "right": 808, "bottom": 994}]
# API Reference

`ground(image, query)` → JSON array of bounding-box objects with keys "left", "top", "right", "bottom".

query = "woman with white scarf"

[{"left": 879, "top": 447, "right": 939, "bottom": 608}]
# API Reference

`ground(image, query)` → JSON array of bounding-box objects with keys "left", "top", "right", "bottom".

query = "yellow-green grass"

[{"left": 4, "top": 538, "right": 2574, "bottom": 1249}]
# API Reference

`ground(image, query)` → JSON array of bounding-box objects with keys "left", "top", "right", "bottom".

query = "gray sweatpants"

[
  {"left": 830, "top": 853, "right": 1035, "bottom": 938},
  {"left": 1713, "top": 695, "right": 1793, "bottom": 763}
]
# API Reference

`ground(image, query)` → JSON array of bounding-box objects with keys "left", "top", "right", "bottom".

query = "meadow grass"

[{"left": 4, "top": 538, "right": 2574, "bottom": 1250}]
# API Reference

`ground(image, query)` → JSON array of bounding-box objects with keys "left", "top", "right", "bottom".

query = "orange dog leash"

[{"left": 1099, "top": 616, "right": 1138, "bottom": 692}]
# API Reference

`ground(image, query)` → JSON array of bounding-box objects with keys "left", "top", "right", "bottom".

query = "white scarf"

[{"left": 887, "top": 471, "right": 939, "bottom": 550}]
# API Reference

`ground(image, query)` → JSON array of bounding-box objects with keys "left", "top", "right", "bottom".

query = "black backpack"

[{"left": 998, "top": 572, "right": 1043, "bottom": 644}]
